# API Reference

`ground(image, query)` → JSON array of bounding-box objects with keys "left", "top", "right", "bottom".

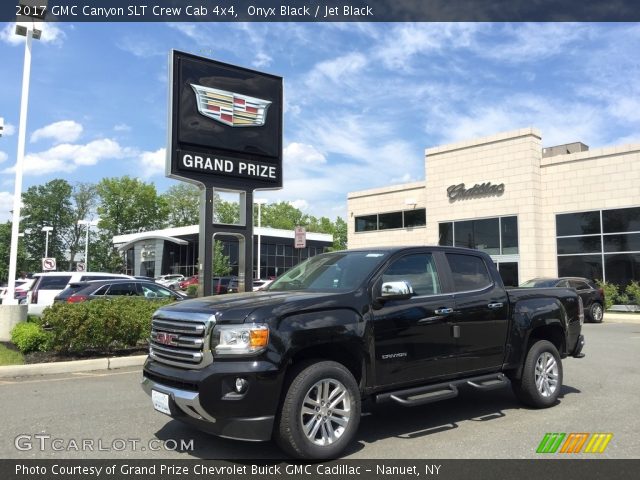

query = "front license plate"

[{"left": 151, "top": 390, "right": 171, "bottom": 415}]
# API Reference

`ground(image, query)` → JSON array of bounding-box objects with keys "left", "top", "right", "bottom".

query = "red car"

[{"left": 179, "top": 276, "right": 199, "bottom": 290}]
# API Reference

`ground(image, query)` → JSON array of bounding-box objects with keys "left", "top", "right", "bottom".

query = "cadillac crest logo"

[{"left": 191, "top": 84, "right": 272, "bottom": 127}]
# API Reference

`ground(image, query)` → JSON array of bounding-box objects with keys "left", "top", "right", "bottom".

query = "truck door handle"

[
  {"left": 488, "top": 302, "right": 504, "bottom": 309},
  {"left": 434, "top": 308, "right": 454, "bottom": 316}
]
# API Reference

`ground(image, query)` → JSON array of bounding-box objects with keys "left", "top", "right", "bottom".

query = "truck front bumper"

[{"left": 141, "top": 375, "right": 274, "bottom": 441}]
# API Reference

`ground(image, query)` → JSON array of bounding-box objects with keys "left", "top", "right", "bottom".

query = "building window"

[
  {"left": 556, "top": 207, "right": 640, "bottom": 286},
  {"left": 404, "top": 209, "right": 426, "bottom": 228},
  {"left": 438, "top": 216, "right": 518, "bottom": 255},
  {"left": 354, "top": 208, "right": 427, "bottom": 233}
]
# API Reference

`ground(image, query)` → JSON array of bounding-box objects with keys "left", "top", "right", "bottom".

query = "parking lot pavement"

[{"left": 0, "top": 323, "right": 638, "bottom": 459}]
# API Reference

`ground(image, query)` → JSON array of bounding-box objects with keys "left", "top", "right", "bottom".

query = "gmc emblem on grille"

[{"left": 156, "top": 332, "right": 179, "bottom": 346}]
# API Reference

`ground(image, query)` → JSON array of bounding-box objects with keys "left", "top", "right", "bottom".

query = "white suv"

[{"left": 27, "top": 272, "right": 134, "bottom": 316}]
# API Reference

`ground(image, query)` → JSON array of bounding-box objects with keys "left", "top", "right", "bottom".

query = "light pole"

[
  {"left": 5, "top": 2, "right": 46, "bottom": 305},
  {"left": 255, "top": 199, "right": 267, "bottom": 280},
  {"left": 77, "top": 219, "right": 98, "bottom": 271},
  {"left": 42, "top": 226, "right": 53, "bottom": 258}
]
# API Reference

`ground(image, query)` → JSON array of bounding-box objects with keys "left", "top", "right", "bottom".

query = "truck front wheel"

[
  {"left": 512, "top": 340, "right": 563, "bottom": 408},
  {"left": 275, "top": 361, "right": 361, "bottom": 459}
]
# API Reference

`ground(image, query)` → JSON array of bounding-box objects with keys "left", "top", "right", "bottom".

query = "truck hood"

[{"left": 155, "top": 290, "right": 348, "bottom": 324}]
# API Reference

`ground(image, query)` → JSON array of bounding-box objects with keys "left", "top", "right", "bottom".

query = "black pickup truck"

[{"left": 142, "top": 246, "right": 585, "bottom": 459}]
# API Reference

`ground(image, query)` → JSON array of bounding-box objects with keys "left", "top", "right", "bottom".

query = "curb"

[
  {"left": 0, "top": 355, "right": 146, "bottom": 379},
  {"left": 602, "top": 312, "right": 640, "bottom": 324}
]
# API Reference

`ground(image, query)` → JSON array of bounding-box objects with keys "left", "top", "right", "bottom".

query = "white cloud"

[
  {"left": 138, "top": 148, "right": 166, "bottom": 178},
  {"left": 31, "top": 120, "right": 83, "bottom": 144},
  {"left": 2, "top": 122, "right": 16, "bottom": 136},
  {"left": 253, "top": 52, "right": 272, "bottom": 69},
  {"left": 0, "top": 191, "right": 14, "bottom": 222},
  {"left": 289, "top": 199, "right": 309, "bottom": 211},
  {"left": 0, "top": 151, "right": 7, "bottom": 164},
  {"left": 0, "top": 22, "right": 65, "bottom": 46},
  {"left": 114, "top": 123, "right": 131, "bottom": 132},
  {"left": 307, "top": 52, "right": 368, "bottom": 85},
  {"left": 284, "top": 143, "right": 326, "bottom": 166},
  {"left": 2, "top": 139, "right": 128, "bottom": 176}
]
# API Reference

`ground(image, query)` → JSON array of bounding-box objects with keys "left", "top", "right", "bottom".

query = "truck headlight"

[{"left": 212, "top": 324, "right": 269, "bottom": 355}]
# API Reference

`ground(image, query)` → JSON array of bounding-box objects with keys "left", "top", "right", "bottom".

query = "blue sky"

[{"left": 1, "top": 22, "right": 639, "bottom": 223}]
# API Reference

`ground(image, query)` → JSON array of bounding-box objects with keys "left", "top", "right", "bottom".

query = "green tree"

[
  {"left": 163, "top": 183, "right": 201, "bottom": 227},
  {"left": 96, "top": 176, "right": 170, "bottom": 236},
  {"left": 21, "top": 179, "right": 74, "bottom": 271},
  {"left": 213, "top": 240, "right": 232, "bottom": 276},
  {"left": 256, "top": 201, "right": 310, "bottom": 230},
  {"left": 214, "top": 199, "right": 241, "bottom": 225},
  {"left": 64, "top": 183, "right": 99, "bottom": 270},
  {"left": 0, "top": 222, "right": 30, "bottom": 282}
]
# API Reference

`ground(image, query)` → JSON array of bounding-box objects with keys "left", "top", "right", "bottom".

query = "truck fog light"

[{"left": 235, "top": 377, "right": 248, "bottom": 393}]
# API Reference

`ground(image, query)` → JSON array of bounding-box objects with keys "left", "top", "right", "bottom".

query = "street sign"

[
  {"left": 42, "top": 258, "right": 56, "bottom": 271},
  {"left": 76, "top": 262, "right": 86, "bottom": 272},
  {"left": 294, "top": 226, "right": 306, "bottom": 249}
]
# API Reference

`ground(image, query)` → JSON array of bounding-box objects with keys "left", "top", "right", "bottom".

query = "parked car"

[
  {"left": 142, "top": 246, "right": 585, "bottom": 459},
  {"left": 155, "top": 274, "right": 185, "bottom": 290},
  {"left": 179, "top": 276, "right": 199, "bottom": 290},
  {"left": 212, "top": 276, "right": 236, "bottom": 294},
  {"left": 519, "top": 277, "right": 605, "bottom": 323},
  {"left": 0, "top": 278, "right": 34, "bottom": 304},
  {"left": 27, "top": 272, "right": 134, "bottom": 316},
  {"left": 54, "top": 279, "right": 187, "bottom": 303}
]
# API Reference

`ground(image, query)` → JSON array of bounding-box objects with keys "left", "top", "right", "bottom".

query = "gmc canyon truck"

[{"left": 142, "top": 247, "right": 585, "bottom": 459}]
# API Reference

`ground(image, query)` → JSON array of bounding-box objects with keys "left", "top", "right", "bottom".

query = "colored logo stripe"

[
  {"left": 584, "top": 433, "right": 613, "bottom": 453},
  {"left": 537, "top": 433, "right": 565, "bottom": 453},
  {"left": 537, "top": 433, "right": 613, "bottom": 454},
  {"left": 560, "top": 433, "right": 589, "bottom": 453}
]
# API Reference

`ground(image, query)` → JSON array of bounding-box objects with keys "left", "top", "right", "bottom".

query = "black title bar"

[{"left": 8, "top": 0, "right": 640, "bottom": 22}]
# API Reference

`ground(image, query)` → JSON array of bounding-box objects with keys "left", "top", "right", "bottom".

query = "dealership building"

[
  {"left": 347, "top": 127, "right": 640, "bottom": 287},
  {"left": 113, "top": 226, "right": 332, "bottom": 279}
]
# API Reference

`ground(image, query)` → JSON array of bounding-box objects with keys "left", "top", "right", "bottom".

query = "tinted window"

[
  {"left": 569, "top": 280, "right": 590, "bottom": 290},
  {"left": 604, "top": 253, "right": 640, "bottom": 286},
  {"left": 404, "top": 209, "right": 426, "bottom": 228},
  {"left": 604, "top": 233, "right": 640, "bottom": 253},
  {"left": 381, "top": 253, "right": 441, "bottom": 296},
  {"left": 602, "top": 207, "right": 640, "bottom": 233},
  {"left": 378, "top": 212, "right": 403, "bottom": 230},
  {"left": 355, "top": 215, "right": 377, "bottom": 232},
  {"left": 439, "top": 223, "right": 453, "bottom": 246},
  {"left": 556, "top": 211, "right": 600, "bottom": 236},
  {"left": 92, "top": 285, "right": 110, "bottom": 295},
  {"left": 140, "top": 283, "right": 174, "bottom": 298},
  {"left": 501, "top": 216, "right": 519, "bottom": 254},
  {"left": 446, "top": 254, "right": 493, "bottom": 292},
  {"left": 106, "top": 283, "right": 139, "bottom": 296},
  {"left": 558, "top": 255, "right": 603, "bottom": 282},
  {"left": 38, "top": 276, "right": 72, "bottom": 290},
  {"left": 557, "top": 236, "right": 602, "bottom": 254}
]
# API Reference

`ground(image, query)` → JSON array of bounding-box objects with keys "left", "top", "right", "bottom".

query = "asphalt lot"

[{"left": 1, "top": 322, "right": 638, "bottom": 459}]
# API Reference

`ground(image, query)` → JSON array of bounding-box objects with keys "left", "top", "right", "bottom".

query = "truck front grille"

[{"left": 150, "top": 316, "right": 212, "bottom": 368}]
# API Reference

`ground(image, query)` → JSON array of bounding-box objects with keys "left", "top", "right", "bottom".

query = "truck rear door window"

[
  {"left": 37, "top": 276, "right": 72, "bottom": 290},
  {"left": 446, "top": 253, "right": 492, "bottom": 292}
]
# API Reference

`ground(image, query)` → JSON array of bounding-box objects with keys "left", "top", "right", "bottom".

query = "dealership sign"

[
  {"left": 167, "top": 51, "right": 283, "bottom": 189},
  {"left": 447, "top": 182, "right": 505, "bottom": 201}
]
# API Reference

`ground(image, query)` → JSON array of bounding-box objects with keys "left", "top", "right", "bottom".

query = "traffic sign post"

[
  {"left": 42, "top": 257, "right": 56, "bottom": 271},
  {"left": 294, "top": 226, "right": 306, "bottom": 249}
]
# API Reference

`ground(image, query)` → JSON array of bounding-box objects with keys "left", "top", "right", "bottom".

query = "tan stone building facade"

[{"left": 348, "top": 128, "right": 640, "bottom": 287}]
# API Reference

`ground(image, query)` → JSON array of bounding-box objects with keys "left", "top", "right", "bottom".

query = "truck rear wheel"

[
  {"left": 275, "top": 361, "right": 360, "bottom": 459},
  {"left": 512, "top": 340, "right": 563, "bottom": 408}
]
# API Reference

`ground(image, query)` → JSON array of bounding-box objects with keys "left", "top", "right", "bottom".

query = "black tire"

[
  {"left": 512, "top": 340, "right": 563, "bottom": 408},
  {"left": 589, "top": 302, "right": 604, "bottom": 323},
  {"left": 275, "top": 361, "right": 360, "bottom": 459}
]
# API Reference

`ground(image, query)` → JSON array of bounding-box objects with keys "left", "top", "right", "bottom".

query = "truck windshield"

[{"left": 267, "top": 251, "right": 388, "bottom": 292}]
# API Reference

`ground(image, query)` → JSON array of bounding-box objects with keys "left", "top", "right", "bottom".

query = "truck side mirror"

[{"left": 378, "top": 280, "right": 414, "bottom": 302}]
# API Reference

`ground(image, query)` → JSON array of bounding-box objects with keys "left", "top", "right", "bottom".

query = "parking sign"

[{"left": 42, "top": 258, "right": 56, "bottom": 271}]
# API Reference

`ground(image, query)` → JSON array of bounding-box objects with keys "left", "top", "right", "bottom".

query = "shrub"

[
  {"left": 625, "top": 281, "right": 640, "bottom": 306},
  {"left": 596, "top": 280, "right": 618, "bottom": 310},
  {"left": 10, "top": 322, "right": 52, "bottom": 354},
  {"left": 42, "top": 297, "right": 174, "bottom": 354},
  {"left": 187, "top": 285, "right": 198, "bottom": 297}
]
